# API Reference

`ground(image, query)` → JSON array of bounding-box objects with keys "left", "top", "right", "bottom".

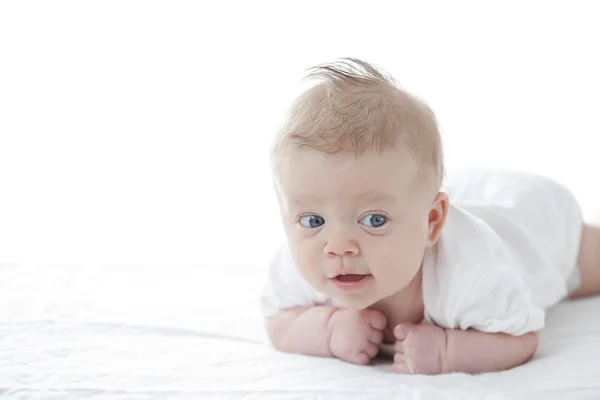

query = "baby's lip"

[
  {"left": 329, "top": 270, "right": 369, "bottom": 279},
  {"left": 330, "top": 273, "right": 373, "bottom": 292},
  {"left": 334, "top": 274, "right": 369, "bottom": 282}
]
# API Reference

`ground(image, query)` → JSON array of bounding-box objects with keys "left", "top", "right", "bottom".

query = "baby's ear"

[{"left": 426, "top": 192, "right": 449, "bottom": 247}]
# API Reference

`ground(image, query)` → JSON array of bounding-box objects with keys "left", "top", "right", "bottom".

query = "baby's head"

[{"left": 271, "top": 58, "right": 448, "bottom": 310}]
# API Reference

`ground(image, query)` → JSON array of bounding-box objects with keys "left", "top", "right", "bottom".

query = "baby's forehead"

[
  {"left": 277, "top": 149, "right": 420, "bottom": 183},
  {"left": 286, "top": 189, "right": 399, "bottom": 205},
  {"left": 278, "top": 147, "right": 412, "bottom": 169},
  {"left": 278, "top": 169, "right": 421, "bottom": 207},
  {"left": 273, "top": 147, "right": 440, "bottom": 206}
]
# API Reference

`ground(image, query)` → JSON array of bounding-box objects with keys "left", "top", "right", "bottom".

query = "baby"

[{"left": 259, "top": 58, "right": 600, "bottom": 374}]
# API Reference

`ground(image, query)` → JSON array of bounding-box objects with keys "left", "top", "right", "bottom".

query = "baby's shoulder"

[
  {"left": 422, "top": 204, "right": 544, "bottom": 334},
  {"left": 426, "top": 202, "right": 526, "bottom": 285}
]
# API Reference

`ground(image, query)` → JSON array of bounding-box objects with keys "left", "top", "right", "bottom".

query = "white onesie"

[{"left": 260, "top": 169, "right": 584, "bottom": 336}]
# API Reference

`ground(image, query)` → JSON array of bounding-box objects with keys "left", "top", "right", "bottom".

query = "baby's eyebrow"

[
  {"left": 286, "top": 192, "right": 396, "bottom": 208},
  {"left": 286, "top": 195, "right": 322, "bottom": 208},
  {"left": 353, "top": 192, "right": 396, "bottom": 203}
]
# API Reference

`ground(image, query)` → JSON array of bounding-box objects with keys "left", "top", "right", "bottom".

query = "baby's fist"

[
  {"left": 328, "top": 309, "right": 387, "bottom": 365},
  {"left": 393, "top": 322, "right": 447, "bottom": 375}
]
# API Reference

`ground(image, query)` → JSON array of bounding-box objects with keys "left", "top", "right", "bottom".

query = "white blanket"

[{"left": 1, "top": 264, "right": 600, "bottom": 399}]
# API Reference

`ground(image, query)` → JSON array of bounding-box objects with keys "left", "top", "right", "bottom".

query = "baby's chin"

[{"left": 328, "top": 294, "right": 378, "bottom": 311}]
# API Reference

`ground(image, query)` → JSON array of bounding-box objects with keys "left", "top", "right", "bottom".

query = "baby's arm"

[
  {"left": 444, "top": 328, "right": 539, "bottom": 373},
  {"left": 267, "top": 306, "right": 337, "bottom": 357},
  {"left": 393, "top": 323, "right": 539, "bottom": 374},
  {"left": 267, "top": 306, "right": 387, "bottom": 364}
]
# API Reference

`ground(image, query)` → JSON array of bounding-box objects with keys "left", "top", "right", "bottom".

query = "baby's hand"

[
  {"left": 328, "top": 309, "right": 387, "bottom": 365},
  {"left": 393, "top": 323, "right": 447, "bottom": 375}
]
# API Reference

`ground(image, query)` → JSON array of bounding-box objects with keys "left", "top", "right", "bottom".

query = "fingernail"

[{"left": 394, "top": 325, "right": 411, "bottom": 339}]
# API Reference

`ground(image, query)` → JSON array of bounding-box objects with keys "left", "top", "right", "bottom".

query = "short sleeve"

[
  {"left": 421, "top": 201, "right": 547, "bottom": 337},
  {"left": 259, "top": 244, "right": 328, "bottom": 318},
  {"left": 457, "top": 268, "right": 545, "bottom": 335}
]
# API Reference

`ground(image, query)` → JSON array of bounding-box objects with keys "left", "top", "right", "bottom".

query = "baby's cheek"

[
  {"left": 294, "top": 246, "right": 325, "bottom": 282},
  {"left": 370, "top": 248, "right": 407, "bottom": 278}
]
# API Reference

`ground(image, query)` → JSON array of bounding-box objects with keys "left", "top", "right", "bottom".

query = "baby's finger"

[
  {"left": 394, "top": 353, "right": 407, "bottom": 364},
  {"left": 394, "top": 340, "right": 404, "bottom": 354},
  {"left": 393, "top": 354, "right": 415, "bottom": 374},
  {"left": 368, "top": 311, "right": 388, "bottom": 330},
  {"left": 355, "top": 352, "right": 371, "bottom": 366},
  {"left": 394, "top": 323, "right": 415, "bottom": 341},
  {"left": 392, "top": 361, "right": 414, "bottom": 374},
  {"left": 364, "top": 342, "right": 379, "bottom": 359},
  {"left": 369, "top": 329, "right": 384, "bottom": 344}
]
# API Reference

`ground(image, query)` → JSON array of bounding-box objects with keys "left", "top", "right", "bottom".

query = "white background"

[{"left": 1, "top": 1, "right": 599, "bottom": 269}]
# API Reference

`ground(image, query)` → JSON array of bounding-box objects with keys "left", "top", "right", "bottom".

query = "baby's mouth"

[
  {"left": 334, "top": 274, "right": 368, "bottom": 282},
  {"left": 330, "top": 274, "right": 373, "bottom": 292}
]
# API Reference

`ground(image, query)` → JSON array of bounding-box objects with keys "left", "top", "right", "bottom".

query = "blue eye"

[
  {"left": 360, "top": 214, "right": 387, "bottom": 228},
  {"left": 299, "top": 215, "right": 325, "bottom": 228}
]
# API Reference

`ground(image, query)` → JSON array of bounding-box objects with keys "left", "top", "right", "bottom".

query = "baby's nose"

[{"left": 323, "top": 236, "right": 359, "bottom": 257}]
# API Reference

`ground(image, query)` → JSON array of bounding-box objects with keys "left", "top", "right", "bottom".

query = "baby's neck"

[{"left": 369, "top": 267, "right": 425, "bottom": 344}]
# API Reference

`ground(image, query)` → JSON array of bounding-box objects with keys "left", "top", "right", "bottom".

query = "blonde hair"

[{"left": 273, "top": 58, "right": 444, "bottom": 189}]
